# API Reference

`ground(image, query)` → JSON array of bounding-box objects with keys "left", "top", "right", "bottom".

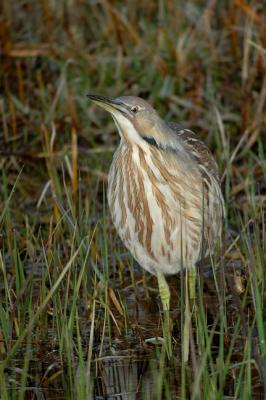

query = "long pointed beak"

[{"left": 87, "top": 94, "right": 128, "bottom": 116}]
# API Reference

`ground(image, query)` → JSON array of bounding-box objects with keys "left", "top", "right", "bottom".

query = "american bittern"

[{"left": 88, "top": 94, "right": 224, "bottom": 345}]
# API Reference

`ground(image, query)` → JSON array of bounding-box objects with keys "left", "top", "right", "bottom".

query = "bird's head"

[{"left": 87, "top": 94, "right": 172, "bottom": 149}]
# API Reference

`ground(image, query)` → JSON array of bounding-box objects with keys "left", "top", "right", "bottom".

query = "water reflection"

[
  {"left": 96, "top": 354, "right": 150, "bottom": 399},
  {"left": 94, "top": 343, "right": 180, "bottom": 400}
]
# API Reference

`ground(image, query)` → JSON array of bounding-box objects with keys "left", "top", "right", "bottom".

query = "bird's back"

[
  {"left": 166, "top": 121, "right": 224, "bottom": 258},
  {"left": 166, "top": 122, "right": 220, "bottom": 183}
]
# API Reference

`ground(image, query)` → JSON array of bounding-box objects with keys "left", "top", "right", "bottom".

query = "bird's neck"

[{"left": 145, "top": 120, "right": 190, "bottom": 158}]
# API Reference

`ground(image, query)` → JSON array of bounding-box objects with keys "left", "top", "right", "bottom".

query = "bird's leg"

[
  {"left": 183, "top": 265, "right": 197, "bottom": 363},
  {"left": 188, "top": 266, "right": 197, "bottom": 303},
  {"left": 157, "top": 272, "right": 170, "bottom": 312},
  {"left": 183, "top": 269, "right": 191, "bottom": 363},
  {"left": 157, "top": 272, "right": 172, "bottom": 358}
]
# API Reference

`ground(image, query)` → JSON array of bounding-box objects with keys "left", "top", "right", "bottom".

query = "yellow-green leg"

[
  {"left": 157, "top": 272, "right": 170, "bottom": 312},
  {"left": 188, "top": 266, "right": 197, "bottom": 303},
  {"left": 157, "top": 272, "right": 172, "bottom": 358},
  {"left": 183, "top": 265, "right": 196, "bottom": 363}
]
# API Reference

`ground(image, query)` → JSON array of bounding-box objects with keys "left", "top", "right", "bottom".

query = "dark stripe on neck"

[
  {"left": 142, "top": 136, "right": 178, "bottom": 154},
  {"left": 142, "top": 136, "right": 159, "bottom": 148}
]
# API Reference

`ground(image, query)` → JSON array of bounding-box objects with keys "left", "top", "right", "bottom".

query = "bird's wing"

[
  {"left": 167, "top": 121, "right": 224, "bottom": 259},
  {"left": 166, "top": 121, "right": 220, "bottom": 183}
]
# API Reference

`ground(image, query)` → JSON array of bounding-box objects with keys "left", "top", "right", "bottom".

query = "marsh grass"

[{"left": 0, "top": 0, "right": 266, "bottom": 398}]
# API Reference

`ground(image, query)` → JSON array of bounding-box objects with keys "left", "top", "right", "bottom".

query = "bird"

[{"left": 87, "top": 94, "right": 224, "bottom": 318}]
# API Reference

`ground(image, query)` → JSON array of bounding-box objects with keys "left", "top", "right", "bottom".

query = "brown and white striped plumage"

[{"left": 89, "top": 95, "right": 224, "bottom": 276}]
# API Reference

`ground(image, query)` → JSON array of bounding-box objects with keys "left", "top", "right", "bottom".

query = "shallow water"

[{"left": 2, "top": 259, "right": 265, "bottom": 399}]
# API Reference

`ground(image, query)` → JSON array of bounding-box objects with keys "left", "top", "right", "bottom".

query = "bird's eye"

[{"left": 131, "top": 105, "right": 139, "bottom": 113}]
